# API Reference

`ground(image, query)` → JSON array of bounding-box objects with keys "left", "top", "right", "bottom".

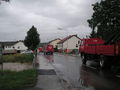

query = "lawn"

[
  {"left": 3, "top": 54, "right": 34, "bottom": 63},
  {"left": 0, "top": 69, "right": 37, "bottom": 90}
]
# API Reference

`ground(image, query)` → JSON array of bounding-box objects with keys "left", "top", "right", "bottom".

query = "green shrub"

[
  {"left": 0, "top": 69, "right": 37, "bottom": 90},
  {"left": 3, "top": 54, "right": 34, "bottom": 63}
]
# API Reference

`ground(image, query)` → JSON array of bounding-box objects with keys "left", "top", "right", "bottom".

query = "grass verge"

[
  {"left": 0, "top": 69, "right": 37, "bottom": 90},
  {"left": 3, "top": 54, "right": 34, "bottom": 63}
]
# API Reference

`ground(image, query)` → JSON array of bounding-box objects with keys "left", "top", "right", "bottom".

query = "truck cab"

[{"left": 43, "top": 45, "right": 54, "bottom": 55}]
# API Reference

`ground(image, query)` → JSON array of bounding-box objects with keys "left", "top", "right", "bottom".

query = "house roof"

[
  {"left": 57, "top": 35, "right": 80, "bottom": 44},
  {"left": 0, "top": 40, "right": 24, "bottom": 46},
  {"left": 48, "top": 38, "right": 61, "bottom": 44},
  {"left": 0, "top": 41, "right": 17, "bottom": 46}
]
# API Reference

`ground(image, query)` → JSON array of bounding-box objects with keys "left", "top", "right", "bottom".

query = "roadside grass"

[
  {"left": 3, "top": 54, "right": 34, "bottom": 63},
  {"left": 0, "top": 69, "right": 37, "bottom": 90}
]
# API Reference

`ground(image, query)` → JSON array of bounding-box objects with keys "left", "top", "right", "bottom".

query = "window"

[
  {"left": 13, "top": 46, "right": 15, "bottom": 48},
  {"left": 76, "top": 44, "right": 78, "bottom": 47},
  {"left": 18, "top": 46, "right": 20, "bottom": 49}
]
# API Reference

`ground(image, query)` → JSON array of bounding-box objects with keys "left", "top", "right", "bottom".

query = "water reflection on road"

[
  {"left": 39, "top": 53, "right": 120, "bottom": 90},
  {"left": 79, "top": 65, "right": 120, "bottom": 90},
  {"left": 44, "top": 55, "right": 54, "bottom": 63}
]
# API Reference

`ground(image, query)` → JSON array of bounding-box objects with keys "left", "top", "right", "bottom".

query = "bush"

[
  {"left": 0, "top": 69, "right": 37, "bottom": 90},
  {"left": 3, "top": 54, "right": 34, "bottom": 63}
]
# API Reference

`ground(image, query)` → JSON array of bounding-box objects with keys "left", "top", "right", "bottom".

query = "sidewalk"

[{"left": 25, "top": 55, "right": 64, "bottom": 90}]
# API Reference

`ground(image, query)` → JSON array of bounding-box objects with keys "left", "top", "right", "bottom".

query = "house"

[
  {"left": 0, "top": 40, "right": 27, "bottom": 54},
  {"left": 13, "top": 41, "right": 28, "bottom": 53},
  {"left": 57, "top": 35, "right": 81, "bottom": 52},
  {"left": 48, "top": 38, "right": 61, "bottom": 48}
]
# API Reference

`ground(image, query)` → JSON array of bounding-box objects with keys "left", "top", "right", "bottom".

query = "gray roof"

[{"left": 0, "top": 41, "right": 17, "bottom": 46}]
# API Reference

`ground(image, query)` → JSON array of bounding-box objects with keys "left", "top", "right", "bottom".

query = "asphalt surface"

[{"left": 37, "top": 53, "right": 120, "bottom": 90}]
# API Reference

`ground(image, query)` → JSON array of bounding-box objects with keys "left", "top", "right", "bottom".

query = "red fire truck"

[
  {"left": 43, "top": 45, "right": 54, "bottom": 55},
  {"left": 79, "top": 37, "right": 120, "bottom": 70},
  {"left": 38, "top": 47, "right": 43, "bottom": 53}
]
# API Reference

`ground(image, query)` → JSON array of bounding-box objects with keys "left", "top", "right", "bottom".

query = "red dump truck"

[
  {"left": 79, "top": 38, "right": 120, "bottom": 70},
  {"left": 43, "top": 45, "right": 54, "bottom": 55}
]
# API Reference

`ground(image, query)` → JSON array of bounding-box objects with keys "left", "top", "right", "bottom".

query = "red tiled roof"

[{"left": 57, "top": 35, "right": 80, "bottom": 44}]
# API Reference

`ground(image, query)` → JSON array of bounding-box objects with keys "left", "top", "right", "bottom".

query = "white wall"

[
  {"left": 13, "top": 41, "right": 28, "bottom": 51},
  {"left": 49, "top": 39, "right": 61, "bottom": 48},
  {"left": 57, "top": 44, "right": 63, "bottom": 49},
  {"left": 4, "top": 46, "right": 14, "bottom": 50},
  {"left": 63, "top": 36, "right": 80, "bottom": 50}
]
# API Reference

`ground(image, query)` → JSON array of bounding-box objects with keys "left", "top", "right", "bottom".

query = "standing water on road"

[{"left": 38, "top": 54, "right": 120, "bottom": 90}]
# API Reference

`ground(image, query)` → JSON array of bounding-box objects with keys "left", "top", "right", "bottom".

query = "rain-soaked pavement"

[{"left": 37, "top": 53, "right": 120, "bottom": 90}]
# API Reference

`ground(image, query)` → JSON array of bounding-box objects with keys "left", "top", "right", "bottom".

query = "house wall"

[
  {"left": 4, "top": 46, "right": 14, "bottom": 50},
  {"left": 57, "top": 44, "right": 63, "bottom": 49},
  {"left": 13, "top": 42, "right": 27, "bottom": 51},
  {"left": 49, "top": 39, "right": 61, "bottom": 48},
  {"left": 63, "top": 36, "right": 80, "bottom": 50}
]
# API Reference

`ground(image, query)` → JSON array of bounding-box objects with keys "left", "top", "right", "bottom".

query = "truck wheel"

[
  {"left": 100, "top": 55, "right": 111, "bottom": 70},
  {"left": 81, "top": 53, "right": 83, "bottom": 58},
  {"left": 82, "top": 54, "right": 87, "bottom": 65}
]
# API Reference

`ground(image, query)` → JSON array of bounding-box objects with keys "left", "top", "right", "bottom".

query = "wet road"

[{"left": 38, "top": 53, "right": 120, "bottom": 90}]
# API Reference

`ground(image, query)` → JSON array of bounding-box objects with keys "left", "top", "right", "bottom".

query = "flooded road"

[{"left": 38, "top": 53, "right": 120, "bottom": 90}]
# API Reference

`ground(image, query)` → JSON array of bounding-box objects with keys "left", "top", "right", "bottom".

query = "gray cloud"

[{"left": 0, "top": 0, "right": 98, "bottom": 42}]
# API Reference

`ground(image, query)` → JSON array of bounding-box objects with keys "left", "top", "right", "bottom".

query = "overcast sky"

[{"left": 0, "top": 0, "right": 98, "bottom": 42}]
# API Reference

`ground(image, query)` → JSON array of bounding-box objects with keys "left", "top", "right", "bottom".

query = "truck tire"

[
  {"left": 82, "top": 54, "right": 87, "bottom": 65},
  {"left": 100, "top": 55, "right": 111, "bottom": 70},
  {"left": 80, "top": 53, "right": 83, "bottom": 57}
]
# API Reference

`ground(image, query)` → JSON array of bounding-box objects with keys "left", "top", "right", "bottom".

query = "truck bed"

[{"left": 81, "top": 45, "right": 115, "bottom": 56}]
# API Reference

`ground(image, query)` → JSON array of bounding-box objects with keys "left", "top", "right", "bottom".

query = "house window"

[
  {"left": 76, "top": 44, "right": 78, "bottom": 47},
  {"left": 78, "top": 41, "right": 80, "bottom": 44},
  {"left": 13, "top": 47, "right": 15, "bottom": 49},
  {"left": 18, "top": 46, "right": 20, "bottom": 49}
]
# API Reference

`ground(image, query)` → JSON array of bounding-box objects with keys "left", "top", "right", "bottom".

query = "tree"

[
  {"left": 88, "top": 0, "right": 120, "bottom": 41},
  {"left": 24, "top": 26, "right": 40, "bottom": 51}
]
